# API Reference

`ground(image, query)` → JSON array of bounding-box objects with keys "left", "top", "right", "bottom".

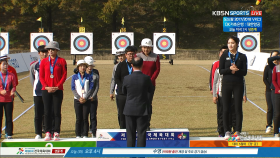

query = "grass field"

[{"left": 0, "top": 60, "right": 269, "bottom": 140}]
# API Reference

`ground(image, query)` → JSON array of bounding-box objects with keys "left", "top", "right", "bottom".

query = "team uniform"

[
  {"left": 209, "top": 60, "right": 219, "bottom": 92},
  {"left": 30, "top": 60, "right": 45, "bottom": 138},
  {"left": 71, "top": 72, "right": 94, "bottom": 138},
  {"left": 88, "top": 69, "right": 99, "bottom": 137},
  {"left": 266, "top": 56, "right": 280, "bottom": 134},
  {"left": 213, "top": 69, "right": 246, "bottom": 136},
  {"left": 39, "top": 56, "right": 67, "bottom": 140},
  {"left": 219, "top": 51, "right": 247, "bottom": 136},
  {"left": 110, "top": 63, "right": 120, "bottom": 125},
  {"left": 0, "top": 72, "right": 17, "bottom": 138},
  {"left": 115, "top": 60, "right": 133, "bottom": 129},
  {"left": 263, "top": 64, "right": 274, "bottom": 131},
  {"left": 272, "top": 64, "right": 280, "bottom": 136}
]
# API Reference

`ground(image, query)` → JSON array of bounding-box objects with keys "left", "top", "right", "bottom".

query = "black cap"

[{"left": 38, "top": 45, "right": 48, "bottom": 53}]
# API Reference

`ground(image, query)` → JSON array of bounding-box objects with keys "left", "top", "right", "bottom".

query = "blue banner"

[
  {"left": 97, "top": 130, "right": 189, "bottom": 147},
  {"left": 223, "top": 17, "right": 262, "bottom": 32},
  {"left": 64, "top": 147, "right": 103, "bottom": 157}
]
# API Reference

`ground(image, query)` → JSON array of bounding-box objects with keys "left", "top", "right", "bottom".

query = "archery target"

[
  {"left": 33, "top": 36, "right": 50, "bottom": 50},
  {"left": 115, "top": 35, "right": 131, "bottom": 49},
  {"left": 112, "top": 32, "right": 134, "bottom": 54},
  {"left": 153, "top": 33, "right": 176, "bottom": 54},
  {"left": 238, "top": 32, "right": 260, "bottom": 53},
  {"left": 0, "top": 37, "right": 6, "bottom": 51},
  {"left": 0, "top": 33, "right": 9, "bottom": 56},
  {"left": 30, "top": 33, "right": 53, "bottom": 52},
  {"left": 71, "top": 33, "right": 93, "bottom": 54}
]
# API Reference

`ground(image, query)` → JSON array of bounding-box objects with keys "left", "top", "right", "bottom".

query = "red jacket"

[
  {"left": 272, "top": 65, "right": 280, "bottom": 94},
  {"left": 0, "top": 72, "right": 17, "bottom": 102},
  {"left": 8, "top": 65, "right": 18, "bottom": 86},
  {"left": 211, "top": 60, "right": 219, "bottom": 90},
  {"left": 135, "top": 52, "right": 160, "bottom": 86},
  {"left": 39, "top": 56, "right": 67, "bottom": 90}
]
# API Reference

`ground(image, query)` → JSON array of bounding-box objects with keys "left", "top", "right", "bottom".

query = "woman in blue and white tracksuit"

[
  {"left": 84, "top": 56, "right": 99, "bottom": 138},
  {"left": 71, "top": 60, "right": 94, "bottom": 138}
]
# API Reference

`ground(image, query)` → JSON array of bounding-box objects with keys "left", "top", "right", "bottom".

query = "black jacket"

[
  {"left": 122, "top": 71, "right": 153, "bottom": 116},
  {"left": 115, "top": 60, "right": 131, "bottom": 95},
  {"left": 263, "top": 65, "right": 272, "bottom": 92},
  {"left": 219, "top": 51, "right": 247, "bottom": 82}
]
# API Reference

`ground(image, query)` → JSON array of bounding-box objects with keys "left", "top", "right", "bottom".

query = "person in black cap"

[{"left": 110, "top": 49, "right": 126, "bottom": 127}]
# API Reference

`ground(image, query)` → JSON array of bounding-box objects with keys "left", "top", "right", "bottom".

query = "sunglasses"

[{"left": 47, "top": 48, "right": 56, "bottom": 51}]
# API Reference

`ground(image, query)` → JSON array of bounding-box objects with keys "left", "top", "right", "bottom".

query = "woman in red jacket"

[
  {"left": 272, "top": 56, "right": 280, "bottom": 137},
  {"left": 39, "top": 41, "right": 67, "bottom": 141},
  {"left": 0, "top": 56, "right": 17, "bottom": 139}
]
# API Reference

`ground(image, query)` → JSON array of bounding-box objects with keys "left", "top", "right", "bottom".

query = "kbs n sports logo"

[{"left": 212, "top": 10, "right": 261, "bottom": 16}]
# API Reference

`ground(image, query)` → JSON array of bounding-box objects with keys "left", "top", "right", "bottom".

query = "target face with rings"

[
  {"left": 240, "top": 35, "right": 258, "bottom": 51},
  {"left": 114, "top": 35, "right": 131, "bottom": 49},
  {"left": 153, "top": 33, "right": 175, "bottom": 54},
  {"left": 73, "top": 35, "right": 90, "bottom": 51},
  {"left": 156, "top": 36, "right": 173, "bottom": 52},
  {"left": 33, "top": 36, "right": 50, "bottom": 51},
  {"left": 0, "top": 36, "right": 6, "bottom": 51},
  {"left": 71, "top": 33, "right": 93, "bottom": 54}
]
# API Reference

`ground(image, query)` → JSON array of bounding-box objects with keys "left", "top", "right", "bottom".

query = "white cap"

[
  {"left": 84, "top": 56, "right": 95, "bottom": 66},
  {"left": 140, "top": 38, "right": 153, "bottom": 47},
  {"left": 76, "top": 60, "right": 88, "bottom": 67},
  {"left": 116, "top": 48, "right": 125, "bottom": 56}
]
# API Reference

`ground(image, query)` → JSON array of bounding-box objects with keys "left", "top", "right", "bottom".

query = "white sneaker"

[
  {"left": 35, "top": 135, "right": 41, "bottom": 139},
  {"left": 53, "top": 132, "right": 59, "bottom": 141},
  {"left": 266, "top": 126, "right": 272, "bottom": 133},
  {"left": 275, "top": 134, "right": 279, "bottom": 137},
  {"left": 83, "top": 136, "right": 88, "bottom": 138},
  {"left": 76, "top": 136, "right": 81, "bottom": 138},
  {"left": 44, "top": 132, "right": 51, "bottom": 141},
  {"left": 224, "top": 131, "right": 231, "bottom": 140}
]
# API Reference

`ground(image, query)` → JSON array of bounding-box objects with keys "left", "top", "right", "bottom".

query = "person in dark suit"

[
  {"left": 115, "top": 46, "right": 135, "bottom": 129},
  {"left": 122, "top": 57, "right": 153, "bottom": 147}
]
